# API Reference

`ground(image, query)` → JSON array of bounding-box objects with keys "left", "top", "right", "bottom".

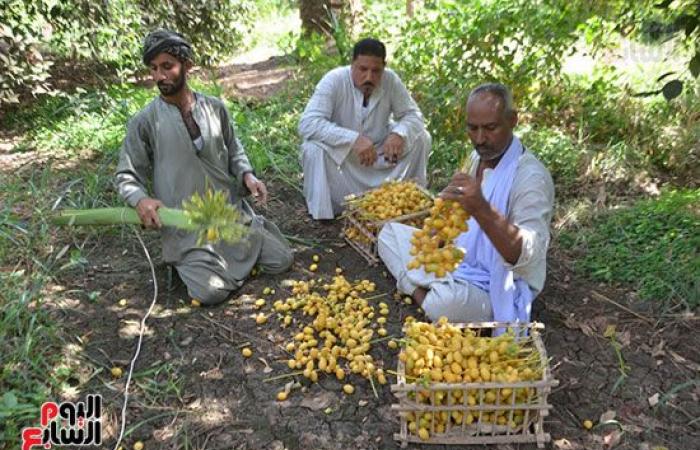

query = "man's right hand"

[
  {"left": 352, "top": 135, "right": 377, "bottom": 166},
  {"left": 136, "top": 197, "right": 164, "bottom": 229}
]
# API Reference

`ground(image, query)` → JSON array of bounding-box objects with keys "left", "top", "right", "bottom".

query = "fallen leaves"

[
  {"left": 553, "top": 438, "right": 581, "bottom": 450},
  {"left": 603, "top": 429, "right": 623, "bottom": 449},
  {"left": 199, "top": 367, "right": 223, "bottom": 380},
  {"left": 668, "top": 350, "right": 700, "bottom": 371},
  {"left": 648, "top": 393, "right": 660, "bottom": 407},
  {"left": 258, "top": 357, "right": 273, "bottom": 373},
  {"left": 599, "top": 410, "right": 616, "bottom": 423},
  {"left": 300, "top": 390, "right": 336, "bottom": 411}
]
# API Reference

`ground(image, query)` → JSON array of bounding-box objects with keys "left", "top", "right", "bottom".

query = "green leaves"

[
  {"left": 573, "top": 189, "right": 700, "bottom": 309},
  {"left": 394, "top": 0, "right": 590, "bottom": 137},
  {"left": 690, "top": 51, "right": 700, "bottom": 77},
  {"left": 182, "top": 188, "right": 249, "bottom": 246},
  {"left": 0, "top": 0, "right": 257, "bottom": 106},
  {"left": 139, "top": 0, "right": 255, "bottom": 66},
  {"left": 0, "top": 2, "right": 54, "bottom": 105}
]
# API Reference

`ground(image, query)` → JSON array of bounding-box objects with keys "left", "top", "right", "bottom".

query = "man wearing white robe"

[
  {"left": 299, "top": 38, "right": 430, "bottom": 220},
  {"left": 378, "top": 83, "right": 554, "bottom": 325}
]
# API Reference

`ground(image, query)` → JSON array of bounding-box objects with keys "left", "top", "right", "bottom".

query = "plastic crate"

[{"left": 391, "top": 321, "right": 558, "bottom": 448}]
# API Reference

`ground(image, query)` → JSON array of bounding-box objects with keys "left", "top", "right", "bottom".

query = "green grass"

[
  {"left": 519, "top": 125, "right": 582, "bottom": 191},
  {"left": 564, "top": 189, "right": 700, "bottom": 310},
  {"left": 0, "top": 84, "right": 154, "bottom": 446},
  {"left": 2, "top": 84, "right": 156, "bottom": 157},
  {"left": 228, "top": 91, "right": 306, "bottom": 189},
  {"left": 0, "top": 271, "right": 59, "bottom": 443},
  {"left": 0, "top": 153, "right": 124, "bottom": 445}
]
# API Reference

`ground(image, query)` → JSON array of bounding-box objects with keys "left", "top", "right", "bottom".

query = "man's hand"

[
  {"left": 352, "top": 135, "right": 377, "bottom": 166},
  {"left": 439, "top": 172, "right": 489, "bottom": 215},
  {"left": 383, "top": 132, "right": 405, "bottom": 164},
  {"left": 136, "top": 197, "right": 164, "bottom": 229},
  {"left": 244, "top": 172, "right": 268, "bottom": 205},
  {"left": 440, "top": 172, "right": 524, "bottom": 265}
]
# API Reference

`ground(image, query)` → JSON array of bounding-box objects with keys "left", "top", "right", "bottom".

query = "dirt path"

[
  {"left": 14, "top": 57, "right": 700, "bottom": 449},
  {"left": 216, "top": 56, "right": 293, "bottom": 100}
]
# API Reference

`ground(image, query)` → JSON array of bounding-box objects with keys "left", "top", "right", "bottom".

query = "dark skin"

[
  {"left": 135, "top": 52, "right": 267, "bottom": 229},
  {"left": 412, "top": 92, "right": 523, "bottom": 306}
]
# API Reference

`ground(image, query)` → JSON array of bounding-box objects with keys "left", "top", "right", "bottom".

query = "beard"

[
  {"left": 360, "top": 82, "right": 375, "bottom": 95},
  {"left": 475, "top": 145, "right": 506, "bottom": 161},
  {"left": 157, "top": 72, "right": 186, "bottom": 96},
  {"left": 475, "top": 137, "right": 513, "bottom": 161}
]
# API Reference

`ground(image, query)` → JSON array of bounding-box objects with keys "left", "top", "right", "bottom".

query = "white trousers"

[
  {"left": 301, "top": 130, "right": 430, "bottom": 220},
  {"left": 377, "top": 222, "right": 493, "bottom": 322}
]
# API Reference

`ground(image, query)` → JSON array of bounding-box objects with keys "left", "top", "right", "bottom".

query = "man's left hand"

[
  {"left": 383, "top": 133, "right": 405, "bottom": 164},
  {"left": 243, "top": 172, "right": 268, "bottom": 205},
  {"left": 439, "top": 172, "right": 488, "bottom": 215}
]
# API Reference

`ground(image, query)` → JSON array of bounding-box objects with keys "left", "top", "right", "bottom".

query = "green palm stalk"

[{"left": 52, "top": 189, "right": 248, "bottom": 245}]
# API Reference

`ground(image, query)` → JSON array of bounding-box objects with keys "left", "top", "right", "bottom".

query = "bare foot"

[{"left": 412, "top": 287, "right": 428, "bottom": 306}]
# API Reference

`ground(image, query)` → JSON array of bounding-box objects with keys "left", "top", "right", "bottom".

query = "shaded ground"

[
  {"left": 40, "top": 178, "right": 699, "bottom": 450},
  {"left": 5, "top": 57, "right": 699, "bottom": 450}
]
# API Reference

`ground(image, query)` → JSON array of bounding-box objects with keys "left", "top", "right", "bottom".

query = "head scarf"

[{"left": 142, "top": 29, "right": 193, "bottom": 65}]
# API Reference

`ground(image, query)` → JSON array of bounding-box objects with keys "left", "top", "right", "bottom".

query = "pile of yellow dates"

[
  {"left": 344, "top": 225, "right": 373, "bottom": 246},
  {"left": 399, "top": 318, "right": 542, "bottom": 441},
  {"left": 344, "top": 180, "right": 432, "bottom": 249},
  {"left": 273, "top": 274, "right": 390, "bottom": 394},
  {"left": 407, "top": 197, "right": 469, "bottom": 277},
  {"left": 349, "top": 180, "right": 432, "bottom": 221}
]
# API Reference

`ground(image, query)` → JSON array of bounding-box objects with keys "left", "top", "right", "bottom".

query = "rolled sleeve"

[
  {"left": 390, "top": 123, "right": 409, "bottom": 139},
  {"left": 506, "top": 226, "right": 540, "bottom": 271},
  {"left": 388, "top": 71, "right": 425, "bottom": 142}
]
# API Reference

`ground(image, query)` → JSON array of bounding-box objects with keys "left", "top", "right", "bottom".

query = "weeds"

[
  {"left": 567, "top": 189, "right": 700, "bottom": 310},
  {"left": 604, "top": 325, "right": 630, "bottom": 394},
  {"left": 519, "top": 125, "right": 582, "bottom": 191},
  {"left": 0, "top": 271, "right": 59, "bottom": 443},
  {"left": 133, "top": 362, "right": 185, "bottom": 405},
  {"left": 2, "top": 85, "right": 154, "bottom": 158}
]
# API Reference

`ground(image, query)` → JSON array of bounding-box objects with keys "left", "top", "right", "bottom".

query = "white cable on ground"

[{"left": 113, "top": 228, "right": 159, "bottom": 450}]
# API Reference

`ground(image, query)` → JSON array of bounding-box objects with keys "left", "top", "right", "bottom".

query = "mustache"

[{"left": 362, "top": 82, "right": 374, "bottom": 87}]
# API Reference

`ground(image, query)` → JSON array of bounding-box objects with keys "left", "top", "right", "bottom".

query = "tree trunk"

[
  {"left": 334, "top": 0, "right": 363, "bottom": 36},
  {"left": 299, "top": 0, "right": 333, "bottom": 36},
  {"left": 299, "top": 0, "right": 362, "bottom": 37}
]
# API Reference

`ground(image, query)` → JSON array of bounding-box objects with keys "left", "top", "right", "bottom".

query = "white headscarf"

[{"left": 453, "top": 136, "right": 533, "bottom": 329}]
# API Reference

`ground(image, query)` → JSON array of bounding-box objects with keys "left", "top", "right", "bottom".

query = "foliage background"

[{"left": 0, "top": 0, "right": 256, "bottom": 104}]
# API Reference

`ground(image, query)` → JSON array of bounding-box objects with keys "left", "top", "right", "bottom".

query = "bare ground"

[
  {"left": 3, "top": 57, "right": 699, "bottom": 450},
  {"left": 38, "top": 178, "right": 698, "bottom": 450}
]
